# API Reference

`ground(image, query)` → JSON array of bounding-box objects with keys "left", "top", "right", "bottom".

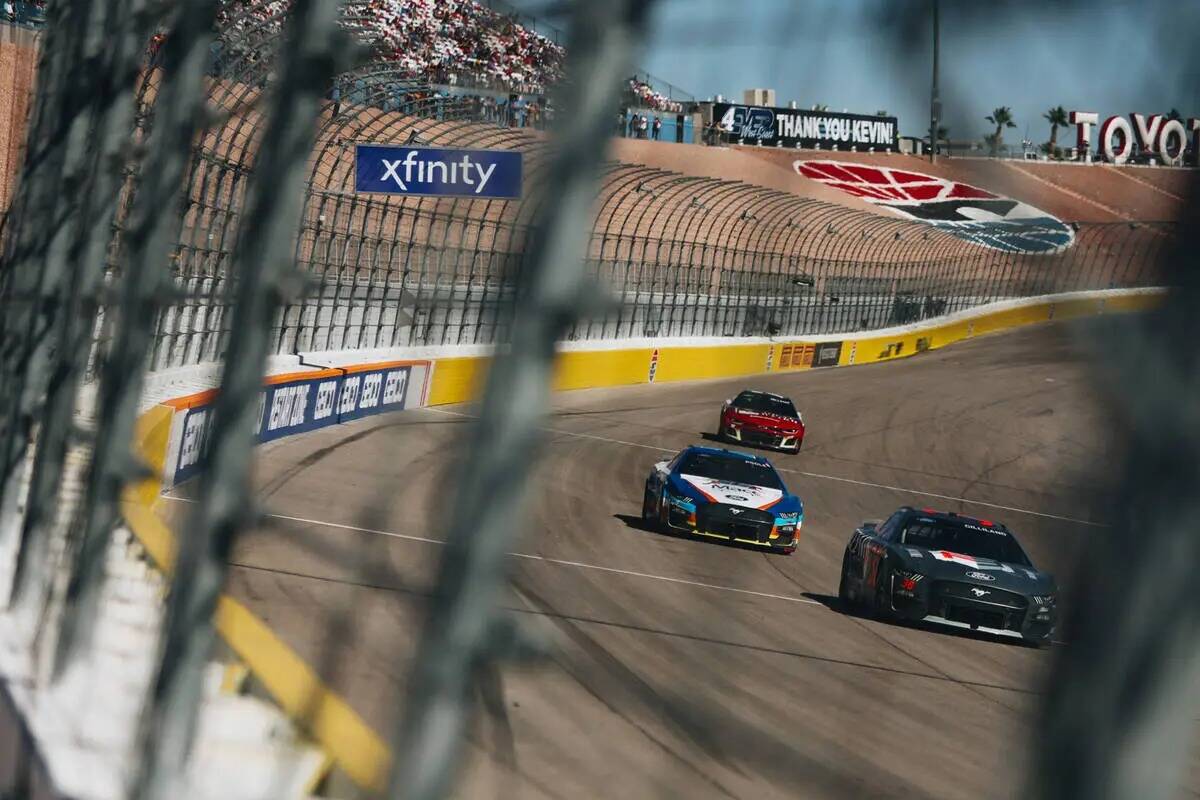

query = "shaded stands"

[{"left": 128, "top": 51, "right": 1170, "bottom": 373}]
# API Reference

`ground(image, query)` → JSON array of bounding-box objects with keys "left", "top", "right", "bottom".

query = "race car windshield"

[
  {"left": 678, "top": 453, "right": 784, "bottom": 490},
  {"left": 901, "top": 521, "right": 1031, "bottom": 566},
  {"left": 733, "top": 392, "right": 797, "bottom": 418}
]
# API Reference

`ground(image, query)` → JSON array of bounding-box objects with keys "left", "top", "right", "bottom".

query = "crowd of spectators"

[
  {"left": 626, "top": 78, "right": 683, "bottom": 114},
  {"left": 3, "top": 0, "right": 46, "bottom": 25},
  {"left": 214, "top": 0, "right": 565, "bottom": 94},
  {"left": 473, "top": 93, "right": 552, "bottom": 129},
  {"left": 616, "top": 111, "right": 665, "bottom": 140},
  {"left": 357, "top": 0, "right": 565, "bottom": 94}
]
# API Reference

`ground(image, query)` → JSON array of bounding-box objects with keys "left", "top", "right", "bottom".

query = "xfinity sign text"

[{"left": 354, "top": 144, "right": 523, "bottom": 199}]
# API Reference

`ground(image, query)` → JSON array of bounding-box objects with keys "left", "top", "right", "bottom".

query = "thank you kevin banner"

[{"left": 355, "top": 144, "right": 523, "bottom": 199}]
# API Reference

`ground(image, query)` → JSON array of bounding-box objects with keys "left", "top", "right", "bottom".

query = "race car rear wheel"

[
  {"left": 641, "top": 485, "right": 656, "bottom": 522},
  {"left": 871, "top": 569, "right": 893, "bottom": 620},
  {"left": 837, "top": 554, "right": 852, "bottom": 605}
]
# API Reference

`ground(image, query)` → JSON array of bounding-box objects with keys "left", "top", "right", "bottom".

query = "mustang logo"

[{"left": 970, "top": 587, "right": 990, "bottom": 598}]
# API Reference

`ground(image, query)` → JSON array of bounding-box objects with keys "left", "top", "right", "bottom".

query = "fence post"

[{"left": 388, "top": 2, "right": 654, "bottom": 797}]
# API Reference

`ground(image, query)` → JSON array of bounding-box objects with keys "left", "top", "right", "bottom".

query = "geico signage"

[
  {"left": 174, "top": 366, "right": 414, "bottom": 484},
  {"left": 1070, "top": 110, "right": 1199, "bottom": 165}
]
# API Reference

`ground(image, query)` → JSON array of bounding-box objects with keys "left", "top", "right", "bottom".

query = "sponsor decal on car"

[
  {"left": 931, "top": 550, "right": 979, "bottom": 567},
  {"left": 794, "top": 160, "right": 1075, "bottom": 254},
  {"left": 680, "top": 475, "right": 783, "bottom": 509}
]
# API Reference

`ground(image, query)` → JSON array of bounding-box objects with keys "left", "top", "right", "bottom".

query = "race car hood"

[
  {"left": 671, "top": 473, "right": 798, "bottom": 513},
  {"left": 727, "top": 407, "right": 803, "bottom": 431},
  {"left": 896, "top": 546, "right": 1055, "bottom": 594}
]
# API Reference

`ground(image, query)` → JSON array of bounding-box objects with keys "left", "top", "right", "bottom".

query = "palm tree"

[
  {"left": 985, "top": 107, "right": 1016, "bottom": 155},
  {"left": 1043, "top": 105, "right": 1068, "bottom": 151},
  {"left": 875, "top": 109, "right": 889, "bottom": 117},
  {"left": 1167, "top": 108, "right": 1182, "bottom": 121},
  {"left": 812, "top": 103, "right": 829, "bottom": 112}
]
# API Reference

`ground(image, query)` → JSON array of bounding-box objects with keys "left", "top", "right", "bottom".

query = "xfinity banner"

[
  {"left": 714, "top": 104, "right": 898, "bottom": 151},
  {"left": 355, "top": 144, "right": 523, "bottom": 199}
]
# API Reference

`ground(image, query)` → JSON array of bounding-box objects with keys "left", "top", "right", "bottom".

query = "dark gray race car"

[{"left": 837, "top": 506, "right": 1057, "bottom": 645}]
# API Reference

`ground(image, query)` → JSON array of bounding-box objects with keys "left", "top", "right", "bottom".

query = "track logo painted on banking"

[
  {"left": 355, "top": 144, "right": 522, "bottom": 199},
  {"left": 794, "top": 161, "right": 1074, "bottom": 254}
]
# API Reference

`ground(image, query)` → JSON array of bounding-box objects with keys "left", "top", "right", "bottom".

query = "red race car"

[{"left": 719, "top": 389, "right": 805, "bottom": 454}]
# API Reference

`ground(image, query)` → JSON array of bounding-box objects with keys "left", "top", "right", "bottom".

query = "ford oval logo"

[{"left": 965, "top": 571, "right": 996, "bottom": 582}]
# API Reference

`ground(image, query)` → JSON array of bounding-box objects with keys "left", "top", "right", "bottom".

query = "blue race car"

[{"left": 642, "top": 445, "right": 804, "bottom": 554}]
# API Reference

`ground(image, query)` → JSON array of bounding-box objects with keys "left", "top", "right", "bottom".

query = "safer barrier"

[{"left": 425, "top": 287, "right": 1163, "bottom": 408}]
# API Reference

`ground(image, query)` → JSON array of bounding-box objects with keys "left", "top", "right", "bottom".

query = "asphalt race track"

[{"left": 172, "top": 319, "right": 1199, "bottom": 799}]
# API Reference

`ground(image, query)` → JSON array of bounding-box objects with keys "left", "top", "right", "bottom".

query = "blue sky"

[{"left": 513, "top": 0, "right": 1200, "bottom": 143}]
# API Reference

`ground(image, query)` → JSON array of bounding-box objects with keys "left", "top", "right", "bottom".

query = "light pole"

[{"left": 929, "top": 0, "right": 940, "bottom": 163}]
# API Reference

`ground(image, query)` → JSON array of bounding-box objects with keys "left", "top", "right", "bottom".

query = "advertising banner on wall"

[
  {"left": 174, "top": 364, "right": 417, "bottom": 485},
  {"left": 714, "top": 103, "right": 898, "bottom": 151},
  {"left": 813, "top": 341, "right": 843, "bottom": 368},
  {"left": 355, "top": 144, "right": 523, "bottom": 199}
]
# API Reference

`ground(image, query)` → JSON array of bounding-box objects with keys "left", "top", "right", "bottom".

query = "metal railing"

[{"left": 630, "top": 69, "right": 696, "bottom": 103}]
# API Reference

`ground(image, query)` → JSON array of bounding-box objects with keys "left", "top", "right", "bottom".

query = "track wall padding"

[{"left": 422, "top": 289, "right": 1163, "bottom": 404}]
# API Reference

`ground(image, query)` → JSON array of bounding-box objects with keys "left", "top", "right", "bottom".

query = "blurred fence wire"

[
  {"left": 1031, "top": 185, "right": 1200, "bottom": 800},
  {"left": 0, "top": 0, "right": 1195, "bottom": 798},
  {"left": 389, "top": 3, "right": 653, "bottom": 797}
]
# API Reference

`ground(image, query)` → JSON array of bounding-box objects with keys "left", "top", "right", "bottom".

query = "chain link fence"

[{"left": 0, "top": 0, "right": 1194, "bottom": 798}]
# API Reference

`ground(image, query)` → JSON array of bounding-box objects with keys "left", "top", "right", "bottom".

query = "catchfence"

[{"left": 0, "top": 2, "right": 1194, "bottom": 799}]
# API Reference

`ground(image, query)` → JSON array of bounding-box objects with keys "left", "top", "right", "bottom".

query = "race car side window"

[{"left": 877, "top": 512, "right": 904, "bottom": 541}]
